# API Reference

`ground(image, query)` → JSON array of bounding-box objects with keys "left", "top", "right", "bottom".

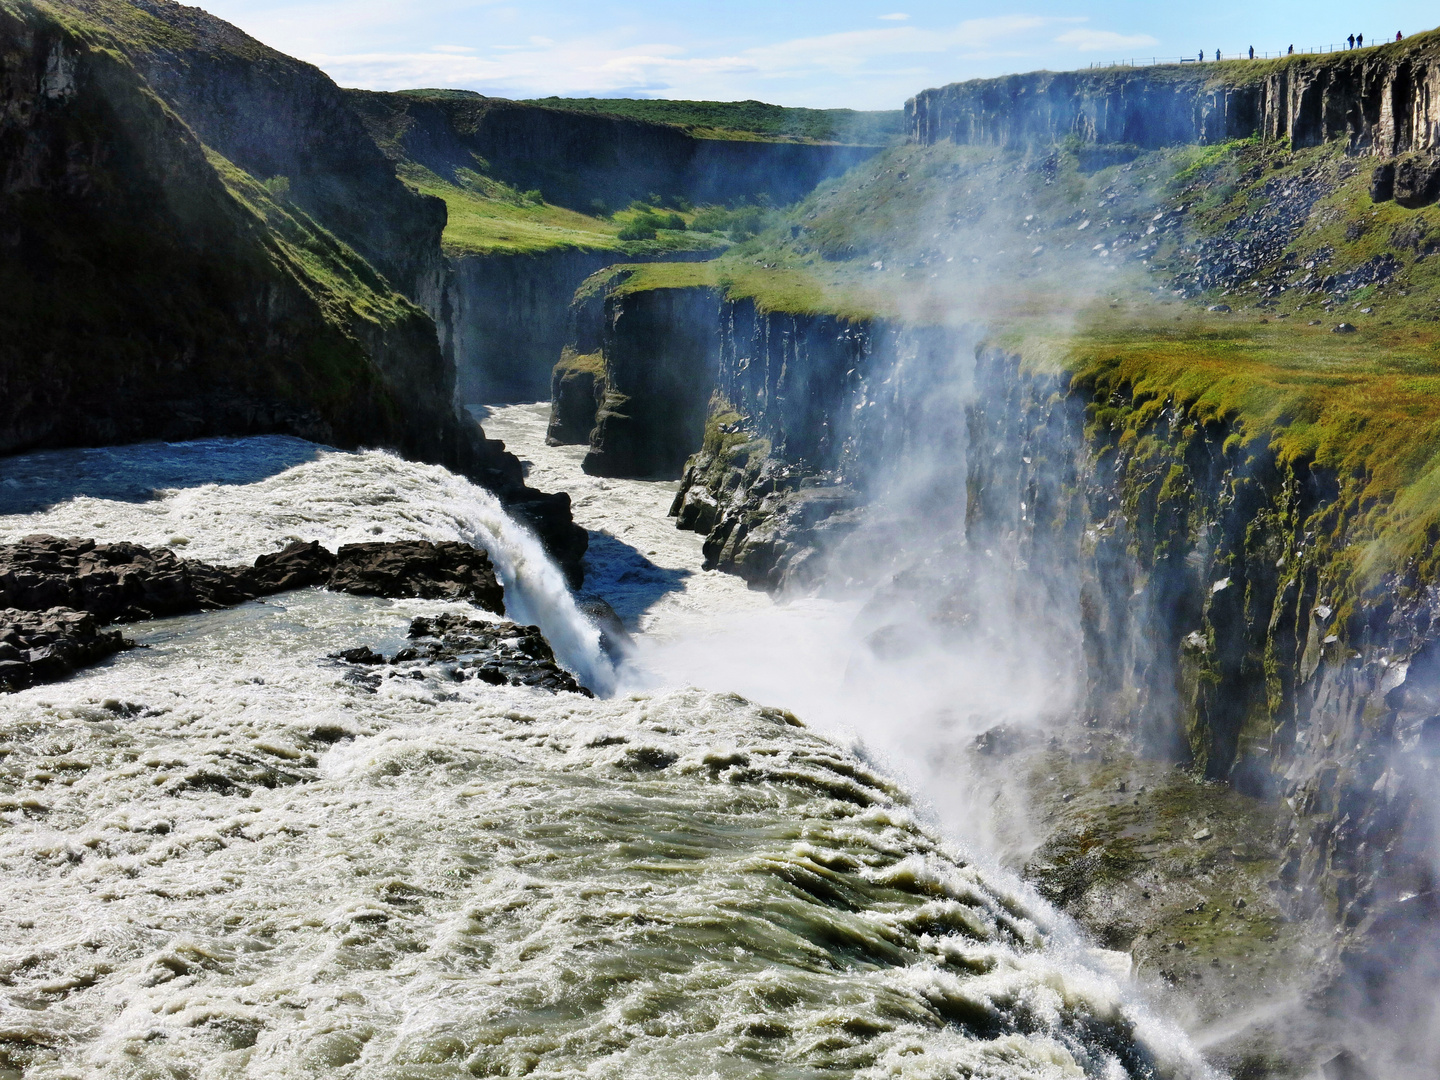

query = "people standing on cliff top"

[
  {"left": 1348, "top": 34, "right": 1355, "bottom": 47},
  {"left": 1397, "top": 31, "right": 1403, "bottom": 41},
  {"left": 1288, "top": 44, "right": 1295, "bottom": 54},
  {"left": 1215, "top": 48, "right": 1221, "bottom": 61},
  {"left": 1199, "top": 50, "right": 1204, "bottom": 61},
  {"left": 1357, "top": 33, "right": 1364, "bottom": 46},
  {"left": 1248, "top": 46, "right": 1255, "bottom": 59}
]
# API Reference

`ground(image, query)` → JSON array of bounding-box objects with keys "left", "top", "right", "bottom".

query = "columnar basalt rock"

[
  {"left": 580, "top": 286, "right": 723, "bottom": 479},
  {"left": 909, "top": 36, "right": 1440, "bottom": 171}
]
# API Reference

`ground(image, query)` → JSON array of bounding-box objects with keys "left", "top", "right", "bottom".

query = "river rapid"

[{"left": 0, "top": 417, "right": 1211, "bottom": 1079}]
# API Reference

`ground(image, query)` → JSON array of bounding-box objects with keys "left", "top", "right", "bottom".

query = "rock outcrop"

[
  {"left": 0, "top": 534, "right": 517, "bottom": 690},
  {"left": 0, "top": 607, "right": 129, "bottom": 692},
  {"left": 909, "top": 32, "right": 1440, "bottom": 165},
  {"left": 333, "top": 613, "right": 589, "bottom": 696},
  {"left": 546, "top": 350, "right": 607, "bottom": 446},
  {"left": 328, "top": 541, "right": 506, "bottom": 610},
  {"left": 574, "top": 276, "right": 722, "bottom": 479}
]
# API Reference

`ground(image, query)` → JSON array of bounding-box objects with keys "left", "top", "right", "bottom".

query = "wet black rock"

[
  {"left": 0, "top": 535, "right": 509, "bottom": 691},
  {"left": 577, "top": 597, "right": 633, "bottom": 659},
  {"left": 332, "top": 613, "right": 589, "bottom": 696},
  {"left": 329, "top": 542, "right": 505, "bottom": 612},
  {"left": 251, "top": 540, "right": 337, "bottom": 592},
  {"left": 0, "top": 607, "right": 131, "bottom": 692},
  {"left": 0, "top": 535, "right": 260, "bottom": 622}
]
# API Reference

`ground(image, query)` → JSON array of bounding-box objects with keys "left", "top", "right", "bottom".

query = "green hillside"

[{"left": 520, "top": 97, "right": 905, "bottom": 145}]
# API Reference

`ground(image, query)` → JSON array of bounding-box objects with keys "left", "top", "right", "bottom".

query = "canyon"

[{"left": 6, "top": 0, "right": 1440, "bottom": 1074}]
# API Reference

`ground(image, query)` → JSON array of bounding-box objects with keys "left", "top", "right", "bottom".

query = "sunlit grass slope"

[
  {"left": 612, "top": 130, "right": 1440, "bottom": 596},
  {"left": 519, "top": 97, "right": 906, "bottom": 146}
]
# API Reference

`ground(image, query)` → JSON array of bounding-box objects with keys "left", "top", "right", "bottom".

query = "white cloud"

[
  {"left": 198, "top": 1, "right": 1150, "bottom": 109},
  {"left": 1054, "top": 29, "right": 1159, "bottom": 53},
  {"left": 313, "top": 16, "right": 1069, "bottom": 102}
]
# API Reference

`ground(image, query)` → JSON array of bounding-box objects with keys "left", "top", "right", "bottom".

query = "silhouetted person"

[
  {"left": 1249, "top": 46, "right": 1255, "bottom": 59},
  {"left": 1215, "top": 48, "right": 1221, "bottom": 61},
  {"left": 1396, "top": 31, "right": 1403, "bottom": 41},
  {"left": 1199, "top": 50, "right": 1204, "bottom": 61},
  {"left": 1288, "top": 44, "right": 1294, "bottom": 54},
  {"left": 1357, "top": 33, "right": 1363, "bottom": 47},
  {"left": 1348, "top": 34, "right": 1355, "bottom": 48}
]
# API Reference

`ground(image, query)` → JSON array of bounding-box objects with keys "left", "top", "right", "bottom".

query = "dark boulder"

[
  {"left": 0, "top": 607, "right": 130, "bottom": 692},
  {"left": 330, "top": 541, "right": 505, "bottom": 612},
  {"left": 1394, "top": 153, "right": 1440, "bottom": 209},
  {"left": 252, "top": 541, "right": 337, "bottom": 592}
]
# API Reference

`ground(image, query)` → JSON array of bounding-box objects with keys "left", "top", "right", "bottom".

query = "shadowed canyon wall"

[{"left": 0, "top": 0, "right": 586, "bottom": 576}]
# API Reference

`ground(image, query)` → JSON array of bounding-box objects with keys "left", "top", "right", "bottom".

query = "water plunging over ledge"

[{"left": 0, "top": 428, "right": 1209, "bottom": 1078}]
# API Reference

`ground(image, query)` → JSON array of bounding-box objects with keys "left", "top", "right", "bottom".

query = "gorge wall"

[
  {"left": 0, "top": 0, "right": 586, "bottom": 576},
  {"left": 349, "top": 88, "right": 879, "bottom": 405},
  {"left": 560, "top": 283, "right": 1440, "bottom": 1034},
  {"left": 909, "top": 32, "right": 1440, "bottom": 160},
  {"left": 349, "top": 89, "right": 883, "bottom": 216}
]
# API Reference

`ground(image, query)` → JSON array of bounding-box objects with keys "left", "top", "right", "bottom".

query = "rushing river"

[{"left": 0, "top": 417, "right": 1211, "bottom": 1078}]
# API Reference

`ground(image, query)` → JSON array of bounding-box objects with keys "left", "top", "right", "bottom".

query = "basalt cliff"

[{"left": 0, "top": 0, "right": 585, "bottom": 574}]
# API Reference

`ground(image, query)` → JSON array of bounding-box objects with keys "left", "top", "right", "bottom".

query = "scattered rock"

[
  {"left": 1206, "top": 304, "right": 1231, "bottom": 313},
  {"left": 1332, "top": 323, "right": 1357, "bottom": 333},
  {"left": 330, "top": 613, "right": 589, "bottom": 696}
]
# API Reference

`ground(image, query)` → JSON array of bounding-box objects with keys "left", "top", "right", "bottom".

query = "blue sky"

[{"left": 194, "top": 1, "right": 1440, "bottom": 110}]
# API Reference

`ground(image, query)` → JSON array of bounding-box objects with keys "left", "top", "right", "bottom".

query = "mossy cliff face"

[
  {"left": 62, "top": 0, "right": 448, "bottom": 307},
  {"left": 967, "top": 348, "right": 1440, "bottom": 1023},
  {"left": 1, "top": 1, "right": 394, "bottom": 452},
  {"left": 628, "top": 282, "right": 1438, "bottom": 1013},
  {"left": 0, "top": 0, "right": 587, "bottom": 577},
  {"left": 909, "top": 31, "right": 1440, "bottom": 156}
]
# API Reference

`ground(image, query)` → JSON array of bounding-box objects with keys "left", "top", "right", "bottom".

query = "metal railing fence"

[{"left": 1087, "top": 38, "right": 1403, "bottom": 69}]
